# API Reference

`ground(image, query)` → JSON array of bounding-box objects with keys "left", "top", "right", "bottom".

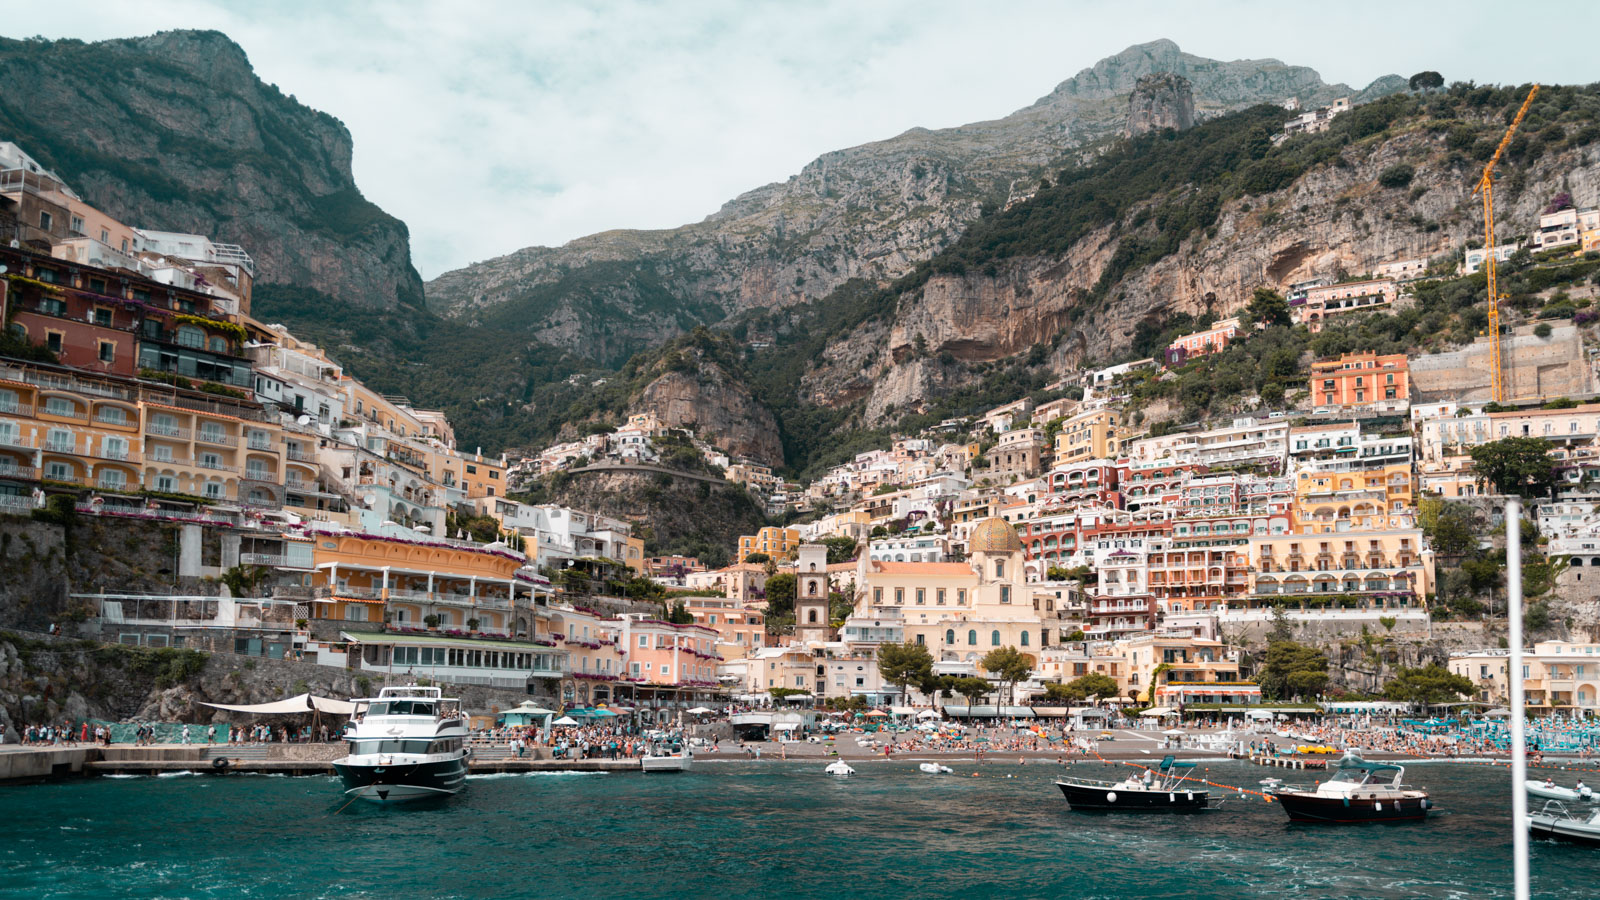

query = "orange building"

[{"left": 1309, "top": 352, "right": 1410, "bottom": 411}]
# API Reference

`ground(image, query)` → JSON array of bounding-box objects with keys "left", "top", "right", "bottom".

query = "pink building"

[
  {"left": 619, "top": 615, "right": 722, "bottom": 689},
  {"left": 1167, "top": 317, "right": 1240, "bottom": 363},
  {"left": 1297, "top": 280, "right": 1400, "bottom": 333}
]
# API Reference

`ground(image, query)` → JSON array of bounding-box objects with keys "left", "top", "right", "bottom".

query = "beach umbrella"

[
  {"left": 552, "top": 716, "right": 579, "bottom": 726},
  {"left": 687, "top": 706, "right": 714, "bottom": 715},
  {"left": 865, "top": 710, "right": 889, "bottom": 718},
  {"left": 916, "top": 709, "right": 942, "bottom": 720}
]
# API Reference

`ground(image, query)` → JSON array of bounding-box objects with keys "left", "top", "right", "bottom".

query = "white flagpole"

[{"left": 1506, "top": 495, "right": 1528, "bottom": 900}]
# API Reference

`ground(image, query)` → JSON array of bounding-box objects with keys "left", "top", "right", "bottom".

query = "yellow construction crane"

[{"left": 1473, "top": 83, "right": 1540, "bottom": 403}]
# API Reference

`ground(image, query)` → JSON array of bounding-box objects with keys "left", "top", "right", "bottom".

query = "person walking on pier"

[{"left": 182, "top": 724, "right": 191, "bottom": 745}]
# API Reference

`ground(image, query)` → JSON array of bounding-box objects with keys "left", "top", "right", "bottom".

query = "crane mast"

[{"left": 1473, "top": 84, "right": 1540, "bottom": 403}]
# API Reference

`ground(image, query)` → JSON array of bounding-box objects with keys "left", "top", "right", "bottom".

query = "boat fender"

[
  {"left": 211, "top": 756, "right": 231, "bottom": 770},
  {"left": 1187, "top": 791, "right": 1194, "bottom": 801},
  {"left": 1169, "top": 793, "right": 1175, "bottom": 802},
  {"left": 1421, "top": 799, "right": 1430, "bottom": 810},
  {"left": 1375, "top": 802, "right": 1383, "bottom": 811},
  {"left": 1343, "top": 797, "right": 1350, "bottom": 807},
  {"left": 1106, "top": 792, "right": 1117, "bottom": 803}
]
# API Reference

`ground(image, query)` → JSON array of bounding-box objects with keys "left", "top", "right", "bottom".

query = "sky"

[{"left": 20, "top": 1, "right": 1600, "bottom": 280}]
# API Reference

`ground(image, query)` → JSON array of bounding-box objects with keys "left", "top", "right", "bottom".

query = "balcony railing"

[
  {"left": 197, "top": 460, "right": 237, "bottom": 473},
  {"left": 146, "top": 423, "right": 190, "bottom": 439},
  {"left": 0, "top": 433, "right": 36, "bottom": 449},
  {"left": 0, "top": 493, "right": 42, "bottom": 513},
  {"left": 43, "top": 439, "right": 79, "bottom": 454},
  {"left": 0, "top": 464, "right": 39, "bottom": 481},
  {"left": 239, "top": 553, "right": 287, "bottom": 566},
  {"left": 246, "top": 438, "right": 274, "bottom": 452},
  {"left": 196, "top": 430, "right": 238, "bottom": 447},
  {"left": 0, "top": 401, "right": 34, "bottom": 417},
  {"left": 285, "top": 446, "right": 314, "bottom": 461}
]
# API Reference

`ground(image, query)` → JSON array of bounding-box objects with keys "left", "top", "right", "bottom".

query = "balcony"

[
  {"left": 0, "top": 493, "right": 42, "bottom": 514},
  {"left": 0, "top": 401, "right": 34, "bottom": 417},
  {"left": 239, "top": 552, "right": 287, "bottom": 566},
  {"left": 146, "top": 423, "right": 190, "bottom": 440},
  {"left": 0, "top": 432, "right": 36, "bottom": 449},
  {"left": 0, "top": 464, "right": 38, "bottom": 481},
  {"left": 39, "top": 405, "right": 89, "bottom": 422},
  {"left": 285, "top": 446, "right": 314, "bottom": 462},
  {"left": 91, "top": 445, "right": 131, "bottom": 461},
  {"left": 197, "top": 460, "right": 238, "bottom": 473},
  {"left": 43, "top": 439, "right": 79, "bottom": 454},
  {"left": 246, "top": 438, "right": 275, "bottom": 452},
  {"left": 196, "top": 430, "right": 238, "bottom": 447}
]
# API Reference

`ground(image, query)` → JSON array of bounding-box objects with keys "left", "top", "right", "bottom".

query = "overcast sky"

[{"left": 23, "top": 1, "right": 1600, "bottom": 280}]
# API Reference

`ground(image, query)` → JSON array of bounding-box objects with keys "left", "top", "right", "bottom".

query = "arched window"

[
  {"left": 1020, "top": 631, "right": 1030, "bottom": 647},
  {"left": 808, "top": 581, "right": 818, "bottom": 596},
  {"left": 807, "top": 609, "right": 818, "bottom": 623},
  {"left": 945, "top": 629, "right": 955, "bottom": 645},
  {"left": 995, "top": 560, "right": 1005, "bottom": 578},
  {"left": 991, "top": 630, "right": 1001, "bottom": 646},
  {"left": 967, "top": 629, "right": 977, "bottom": 646}
]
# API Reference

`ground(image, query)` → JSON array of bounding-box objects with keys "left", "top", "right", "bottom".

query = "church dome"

[{"left": 969, "top": 517, "right": 1023, "bottom": 554}]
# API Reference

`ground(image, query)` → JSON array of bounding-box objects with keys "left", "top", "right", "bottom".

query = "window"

[
  {"left": 967, "top": 630, "right": 977, "bottom": 645},
  {"left": 991, "top": 630, "right": 1001, "bottom": 646},
  {"left": 155, "top": 475, "right": 176, "bottom": 492},
  {"left": 915, "top": 634, "right": 925, "bottom": 646},
  {"left": 945, "top": 629, "right": 955, "bottom": 645},
  {"left": 894, "top": 588, "right": 904, "bottom": 604},
  {"left": 995, "top": 560, "right": 1005, "bottom": 578},
  {"left": 102, "top": 437, "right": 127, "bottom": 460},
  {"left": 957, "top": 589, "right": 967, "bottom": 605},
  {"left": 45, "top": 461, "right": 73, "bottom": 481},
  {"left": 915, "top": 588, "right": 925, "bottom": 605},
  {"left": 1020, "top": 631, "right": 1030, "bottom": 647},
  {"left": 204, "top": 481, "right": 224, "bottom": 499},
  {"left": 94, "top": 467, "right": 125, "bottom": 490},
  {"left": 46, "top": 332, "right": 63, "bottom": 353},
  {"left": 38, "top": 211, "right": 52, "bottom": 231},
  {"left": 936, "top": 588, "right": 946, "bottom": 605},
  {"left": 1000, "top": 586, "right": 1011, "bottom": 604},
  {"left": 98, "top": 340, "right": 115, "bottom": 363}
]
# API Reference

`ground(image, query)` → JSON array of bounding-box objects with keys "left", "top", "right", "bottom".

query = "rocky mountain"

[
  {"left": 1125, "top": 73, "right": 1195, "bottom": 137},
  {"left": 427, "top": 40, "right": 1402, "bottom": 367},
  {"left": 0, "top": 31, "right": 424, "bottom": 309}
]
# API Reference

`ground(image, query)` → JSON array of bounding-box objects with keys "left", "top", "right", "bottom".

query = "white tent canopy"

[
  {"left": 198, "top": 693, "right": 358, "bottom": 716},
  {"left": 552, "top": 716, "right": 579, "bottom": 726},
  {"left": 916, "top": 709, "right": 943, "bottom": 720},
  {"left": 687, "top": 707, "right": 714, "bottom": 715},
  {"left": 1139, "top": 707, "right": 1178, "bottom": 718}
]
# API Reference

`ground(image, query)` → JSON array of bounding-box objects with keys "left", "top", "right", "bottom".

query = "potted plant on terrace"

[
  {"left": 424, "top": 614, "right": 442, "bottom": 630},
  {"left": 467, "top": 617, "right": 480, "bottom": 633}
]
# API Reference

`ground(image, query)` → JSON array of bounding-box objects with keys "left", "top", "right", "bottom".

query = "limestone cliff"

[
  {"left": 635, "top": 366, "right": 783, "bottom": 466},
  {"left": 801, "top": 89, "right": 1600, "bottom": 425},
  {"left": 1124, "top": 73, "right": 1195, "bottom": 136},
  {"left": 0, "top": 31, "right": 424, "bottom": 309},
  {"left": 427, "top": 39, "right": 1400, "bottom": 366}
]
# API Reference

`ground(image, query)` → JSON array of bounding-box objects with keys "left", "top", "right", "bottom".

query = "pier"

[
  {"left": 0, "top": 745, "right": 644, "bottom": 782},
  {"left": 1232, "top": 752, "right": 1328, "bottom": 770}
]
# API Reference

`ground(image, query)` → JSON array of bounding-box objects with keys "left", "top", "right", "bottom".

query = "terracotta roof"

[{"left": 868, "top": 561, "right": 974, "bottom": 576}]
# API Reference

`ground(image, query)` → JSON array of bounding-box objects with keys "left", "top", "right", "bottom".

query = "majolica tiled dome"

[{"left": 969, "top": 517, "right": 1023, "bottom": 554}]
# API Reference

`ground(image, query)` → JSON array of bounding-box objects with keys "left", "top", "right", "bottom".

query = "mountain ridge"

[{"left": 424, "top": 39, "right": 1404, "bottom": 370}]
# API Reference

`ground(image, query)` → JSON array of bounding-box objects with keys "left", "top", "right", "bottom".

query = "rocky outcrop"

[
  {"left": 542, "top": 468, "right": 766, "bottom": 569},
  {"left": 1124, "top": 73, "right": 1195, "bottom": 136},
  {"left": 426, "top": 40, "right": 1401, "bottom": 366},
  {"left": 0, "top": 31, "right": 424, "bottom": 309},
  {"left": 635, "top": 365, "right": 783, "bottom": 466}
]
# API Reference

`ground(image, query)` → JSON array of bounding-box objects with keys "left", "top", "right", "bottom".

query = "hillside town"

[{"left": 8, "top": 127, "right": 1600, "bottom": 726}]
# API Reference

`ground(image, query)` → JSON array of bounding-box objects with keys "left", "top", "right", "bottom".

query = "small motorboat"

[
  {"left": 1272, "top": 755, "right": 1431, "bottom": 824},
  {"left": 919, "top": 763, "right": 953, "bottom": 775},
  {"left": 825, "top": 761, "right": 855, "bottom": 777},
  {"left": 1525, "top": 779, "right": 1594, "bottom": 802},
  {"left": 1260, "top": 777, "right": 1283, "bottom": 788},
  {"left": 1055, "top": 755, "right": 1216, "bottom": 812},
  {"left": 1529, "top": 800, "right": 1600, "bottom": 847}
]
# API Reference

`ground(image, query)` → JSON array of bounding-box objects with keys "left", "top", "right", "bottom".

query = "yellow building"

[
  {"left": 309, "top": 529, "right": 539, "bottom": 635},
  {"left": 1450, "top": 641, "right": 1600, "bottom": 711},
  {"left": 1247, "top": 529, "right": 1434, "bottom": 610},
  {"left": 737, "top": 526, "right": 801, "bottom": 562},
  {"left": 1117, "top": 634, "right": 1257, "bottom": 705},
  {"left": 1294, "top": 463, "right": 1415, "bottom": 533},
  {"left": 0, "top": 359, "right": 292, "bottom": 506},
  {"left": 1054, "top": 407, "right": 1127, "bottom": 465},
  {"left": 848, "top": 517, "right": 1054, "bottom": 664}
]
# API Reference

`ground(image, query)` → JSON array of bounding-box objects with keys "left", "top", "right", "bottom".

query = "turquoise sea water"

[{"left": 0, "top": 760, "right": 1593, "bottom": 899}]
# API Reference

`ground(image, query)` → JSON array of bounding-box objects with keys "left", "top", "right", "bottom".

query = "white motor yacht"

[{"left": 331, "top": 686, "right": 470, "bottom": 804}]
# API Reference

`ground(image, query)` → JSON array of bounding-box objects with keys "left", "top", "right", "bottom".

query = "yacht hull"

[
  {"left": 1274, "top": 791, "right": 1430, "bottom": 823},
  {"left": 1055, "top": 780, "right": 1211, "bottom": 811},
  {"left": 333, "top": 756, "right": 468, "bottom": 804}
]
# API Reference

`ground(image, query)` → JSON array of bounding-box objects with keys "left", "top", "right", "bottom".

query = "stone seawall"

[{"left": 0, "top": 630, "right": 556, "bottom": 739}]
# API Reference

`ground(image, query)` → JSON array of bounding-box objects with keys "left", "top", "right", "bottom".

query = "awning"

[
  {"left": 941, "top": 705, "right": 1035, "bottom": 718},
  {"left": 890, "top": 706, "right": 917, "bottom": 716},
  {"left": 198, "top": 693, "right": 357, "bottom": 716},
  {"left": 1139, "top": 707, "right": 1178, "bottom": 717}
]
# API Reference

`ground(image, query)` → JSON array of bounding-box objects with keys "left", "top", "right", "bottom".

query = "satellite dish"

[
  {"left": 414, "top": 525, "right": 431, "bottom": 533},
  {"left": 296, "top": 415, "right": 312, "bottom": 426},
  {"left": 363, "top": 495, "right": 376, "bottom": 508}
]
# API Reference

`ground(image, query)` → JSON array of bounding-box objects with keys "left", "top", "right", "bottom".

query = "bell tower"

[{"left": 793, "top": 543, "right": 831, "bottom": 644}]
